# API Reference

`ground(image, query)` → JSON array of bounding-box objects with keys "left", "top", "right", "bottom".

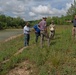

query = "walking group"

[
  {"left": 23, "top": 17, "right": 55, "bottom": 47},
  {"left": 23, "top": 15, "right": 76, "bottom": 47}
]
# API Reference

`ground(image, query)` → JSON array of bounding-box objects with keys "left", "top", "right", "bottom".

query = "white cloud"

[
  {"left": 66, "top": 3, "right": 71, "bottom": 10},
  {"left": 29, "top": 12, "right": 36, "bottom": 16},
  {"left": 0, "top": 0, "right": 73, "bottom": 21},
  {"left": 31, "top": 4, "right": 68, "bottom": 17},
  {"left": 0, "top": 7, "right": 3, "bottom": 12},
  {"left": 32, "top": 5, "right": 53, "bottom": 14}
]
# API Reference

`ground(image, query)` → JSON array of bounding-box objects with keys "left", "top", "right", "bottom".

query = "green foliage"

[
  {"left": 0, "top": 14, "right": 25, "bottom": 30},
  {"left": 0, "top": 22, "right": 7, "bottom": 30},
  {"left": 46, "top": 17, "right": 51, "bottom": 25},
  {"left": 0, "top": 21, "right": 76, "bottom": 75},
  {"left": 0, "top": 35, "right": 24, "bottom": 62},
  {"left": 67, "top": 0, "right": 76, "bottom": 16}
]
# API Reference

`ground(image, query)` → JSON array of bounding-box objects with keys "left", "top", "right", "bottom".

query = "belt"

[{"left": 74, "top": 26, "right": 76, "bottom": 27}]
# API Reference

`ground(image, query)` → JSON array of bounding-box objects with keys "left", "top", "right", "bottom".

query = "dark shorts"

[{"left": 74, "top": 26, "right": 76, "bottom": 27}]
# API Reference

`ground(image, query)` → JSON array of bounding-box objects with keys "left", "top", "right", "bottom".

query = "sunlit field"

[{"left": 0, "top": 25, "right": 76, "bottom": 75}]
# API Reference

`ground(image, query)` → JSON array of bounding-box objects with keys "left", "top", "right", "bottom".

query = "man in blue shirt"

[{"left": 33, "top": 24, "right": 40, "bottom": 43}]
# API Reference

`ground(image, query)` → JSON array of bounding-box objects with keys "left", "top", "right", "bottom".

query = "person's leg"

[
  {"left": 72, "top": 27, "right": 75, "bottom": 38},
  {"left": 52, "top": 30, "right": 55, "bottom": 39},
  {"left": 24, "top": 34, "right": 27, "bottom": 46},
  {"left": 35, "top": 33, "right": 39, "bottom": 43},
  {"left": 75, "top": 27, "right": 76, "bottom": 38},
  {"left": 27, "top": 34, "right": 30, "bottom": 46},
  {"left": 40, "top": 31, "right": 43, "bottom": 48}
]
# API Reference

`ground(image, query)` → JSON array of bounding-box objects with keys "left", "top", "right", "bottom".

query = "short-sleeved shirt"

[
  {"left": 33, "top": 24, "right": 40, "bottom": 34},
  {"left": 23, "top": 26, "right": 30, "bottom": 34},
  {"left": 39, "top": 20, "right": 46, "bottom": 30},
  {"left": 49, "top": 24, "right": 55, "bottom": 31},
  {"left": 72, "top": 19, "right": 76, "bottom": 27}
]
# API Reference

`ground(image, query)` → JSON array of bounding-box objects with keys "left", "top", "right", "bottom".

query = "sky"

[{"left": 0, "top": 0, "right": 74, "bottom": 21}]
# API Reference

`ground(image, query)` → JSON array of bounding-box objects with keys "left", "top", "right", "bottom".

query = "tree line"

[
  {"left": 0, "top": 0, "right": 76, "bottom": 30},
  {"left": 0, "top": 15, "right": 25, "bottom": 30}
]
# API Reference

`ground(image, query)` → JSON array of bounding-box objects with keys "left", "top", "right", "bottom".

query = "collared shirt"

[
  {"left": 23, "top": 26, "right": 30, "bottom": 34},
  {"left": 39, "top": 20, "right": 46, "bottom": 30}
]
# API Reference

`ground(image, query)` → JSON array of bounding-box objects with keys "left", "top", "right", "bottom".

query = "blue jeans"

[
  {"left": 24, "top": 34, "right": 30, "bottom": 46},
  {"left": 35, "top": 33, "right": 40, "bottom": 43}
]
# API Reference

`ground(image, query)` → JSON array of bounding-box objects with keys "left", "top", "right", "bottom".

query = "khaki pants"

[
  {"left": 40, "top": 31, "right": 45, "bottom": 48},
  {"left": 40, "top": 30, "right": 49, "bottom": 48},
  {"left": 72, "top": 27, "right": 76, "bottom": 38}
]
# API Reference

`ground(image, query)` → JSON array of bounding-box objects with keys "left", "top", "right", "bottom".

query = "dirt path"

[
  {"left": 1, "top": 33, "right": 36, "bottom": 75},
  {"left": 1, "top": 46, "right": 31, "bottom": 75},
  {"left": 7, "top": 60, "right": 32, "bottom": 75},
  {"left": 1, "top": 34, "right": 25, "bottom": 64},
  {"left": 4, "top": 34, "right": 23, "bottom": 42},
  {"left": 14, "top": 46, "right": 27, "bottom": 56},
  {"left": 2, "top": 46, "right": 27, "bottom": 64}
]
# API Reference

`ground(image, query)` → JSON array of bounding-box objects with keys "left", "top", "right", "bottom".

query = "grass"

[
  {"left": 0, "top": 25, "right": 76, "bottom": 75},
  {"left": 0, "top": 35, "right": 24, "bottom": 62}
]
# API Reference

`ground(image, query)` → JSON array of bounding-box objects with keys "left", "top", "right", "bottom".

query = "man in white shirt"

[{"left": 23, "top": 22, "right": 30, "bottom": 46}]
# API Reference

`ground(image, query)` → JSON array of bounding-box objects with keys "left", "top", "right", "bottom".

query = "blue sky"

[{"left": 0, "top": 0, "right": 74, "bottom": 21}]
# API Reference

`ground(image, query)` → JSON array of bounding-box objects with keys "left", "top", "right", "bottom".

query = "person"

[
  {"left": 39, "top": 17, "right": 47, "bottom": 31},
  {"left": 72, "top": 15, "right": 76, "bottom": 38},
  {"left": 23, "top": 22, "right": 30, "bottom": 46},
  {"left": 33, "top": 24, "right": 40, "bottom": 43},
  {"left": 67, "top": 15, "right": 76, "bottom": 39},
  {"left": 39, "top": 17, "right": 47, "bottom": 47},
  {"left": 49, "top": 21, "right": 55, "bottom": 39}
]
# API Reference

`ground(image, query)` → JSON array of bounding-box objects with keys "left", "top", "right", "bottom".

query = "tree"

[
  {"left": 67, "top": 0, "right": 76, "bottom": 16},
  {"left": 0, "top": 22, "right": 7, "bottom": 30}
]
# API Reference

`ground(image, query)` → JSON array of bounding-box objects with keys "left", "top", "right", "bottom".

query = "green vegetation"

[
  {"left": 67, "top": 0, "right": 76, "bottom": 16},
  {"left": 0, "top": 15, "right": 25, "bottom": 30},
  {"left": 0, "top": 25, "right": 76, "bottom": 75},
  {"left": 0, "top": 35, "right": 24, "bottom": 63},
  {"left": 0, "top": 0, "right": 76, "bottom": 74}
]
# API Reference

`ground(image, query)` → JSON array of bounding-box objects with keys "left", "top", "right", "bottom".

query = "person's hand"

[
  {"left": 66, "top": 20, "right": 71, "bottom": 22},
  {"left": 35, "top": 31, "right": 37, "bottom": 33}
]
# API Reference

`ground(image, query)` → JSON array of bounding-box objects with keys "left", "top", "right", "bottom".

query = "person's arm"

[
  {"left": 66, "top": 20, "right": 72, "bottom": 23},
  {"left": 37, "top": 25, "right": 40, "bottom": 30},
  {"left": 45, "top": 21, "right": 47, "bottom": 26},
  {"left": 38, "top": 21, "right": 42, "bottom": 30},
  {"left": 33, "top": 26, "right": 37, "bottom": 33}
]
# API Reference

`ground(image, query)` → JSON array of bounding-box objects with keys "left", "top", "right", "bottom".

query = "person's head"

[
  {"left": 38, "top": 24, "right": 40, "bottom": 27},
  {"left": 25, "top": 22, "right": 29, "bottom": 27},
  {"left": 43, "top": 17, "right": 47, "bottom": 21},
  {"left": 51, "top": 20, "right": 54, "bottom": 24}
]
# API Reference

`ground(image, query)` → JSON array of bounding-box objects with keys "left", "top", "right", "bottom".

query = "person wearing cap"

[
  {"left": 39, "top": 17, "right": 47, "bottom": 31},
  {"left": 39, "top": 17, "right": 47, "bottom": 47},
  {"left": 23, "top": 22, "right": 30, "bottom": 46},
  {"left": 33, "top": 24, "right": 40, "bottom": 43}
]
